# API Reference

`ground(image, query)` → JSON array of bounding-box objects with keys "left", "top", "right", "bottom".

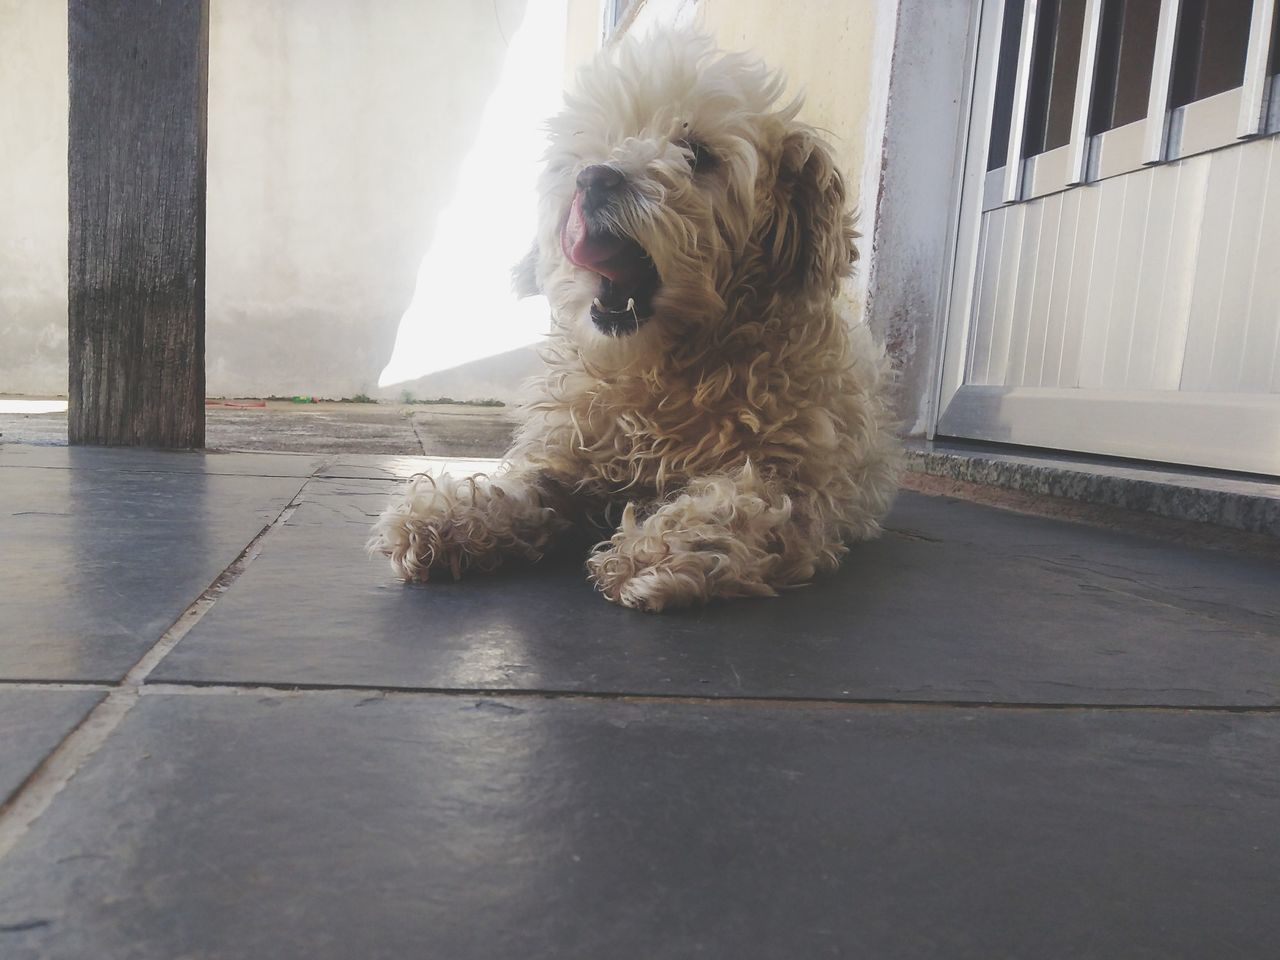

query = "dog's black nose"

[{"left": 576, "top": 164, "right": 624, "bottom": 209}]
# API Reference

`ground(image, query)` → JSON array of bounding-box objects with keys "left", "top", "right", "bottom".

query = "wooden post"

[{"left": 68, "top": 0, "right": 209, "bottom": 448}]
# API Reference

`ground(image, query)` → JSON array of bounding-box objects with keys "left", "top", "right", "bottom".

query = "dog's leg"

[
  {"left": 368, "top": 468, "right": 576, "bottom": 582},
  {"left": 586, "top": 463, "right": 843, "bottom": 612}
]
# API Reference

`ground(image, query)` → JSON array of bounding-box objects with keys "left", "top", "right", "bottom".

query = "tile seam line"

[
  {"left": 120, "top": 494, "right": 305, "bottom": 686},
  {"left": 0, "top": 485, "right": 306, "bottom": 862},
  {"left": 131, "top": 680, "right": 1280, "bottom": 714},
  {"left": 409, "top": 417, "right": 431, "bottom": 456},
  {"left": 3, "top": 679, "right": 1275, "bottom": 714}
]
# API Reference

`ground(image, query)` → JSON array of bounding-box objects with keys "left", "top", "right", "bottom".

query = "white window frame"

[
  {"left": 982, "top": 0, "right": 1280, "bottom": 212},
  {"left": 931, "top": 0, "right": 1280, "bottom": 464}
]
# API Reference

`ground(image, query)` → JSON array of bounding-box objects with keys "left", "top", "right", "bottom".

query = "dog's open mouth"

[{"left": 561, "top": 192, "right": 660, "bottom": 336}]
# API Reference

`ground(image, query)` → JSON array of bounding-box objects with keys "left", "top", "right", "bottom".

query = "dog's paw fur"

[{"left": 367, "top": 472, "right": 564, "bottom": 582}]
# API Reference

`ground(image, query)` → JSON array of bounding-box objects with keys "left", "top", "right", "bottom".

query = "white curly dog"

[{"left": 370, "top": 30, "right": 901, "bottom": 612}]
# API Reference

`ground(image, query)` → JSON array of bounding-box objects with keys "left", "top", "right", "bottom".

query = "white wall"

[
  {"left": 0, "top": 0, "right": 561, "bottom": 401},
  {"left": 0, "top": 0, "right": 67, "bottom": 396},
  {"left": 206, "top": 0, "right": 531, "bottom": 401}
]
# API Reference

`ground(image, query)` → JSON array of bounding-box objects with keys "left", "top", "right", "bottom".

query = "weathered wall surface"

[
  {"left": 864, "top": 0, "right": 974, "bottom": 434},
  {"left": 205, "top": 0, "right": 528, "bottom": 401},
  {"left": 0, "top": 0, "right": 68, "bottom": 396}
]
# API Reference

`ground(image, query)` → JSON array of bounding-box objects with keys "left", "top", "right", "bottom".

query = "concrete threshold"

[{"left": 903, "top": 439, "right": 1280, "bottom": 540}]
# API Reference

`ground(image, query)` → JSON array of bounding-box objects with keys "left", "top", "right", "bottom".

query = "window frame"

[{"left": 984, "top": 0, "right": 1279, "bottom": 211}]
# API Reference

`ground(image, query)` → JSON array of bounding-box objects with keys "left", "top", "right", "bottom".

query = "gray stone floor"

[{"left": 1, "top": 444, "right": 1278, "bottom": 959}]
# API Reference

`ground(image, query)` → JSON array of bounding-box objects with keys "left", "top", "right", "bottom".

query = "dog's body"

[{"left": 370, "top": 31, "right": 901, "bottom": 611}]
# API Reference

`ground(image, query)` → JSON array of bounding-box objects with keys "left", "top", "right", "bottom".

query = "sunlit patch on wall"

[{"left": 378, "top": 0, "right": 568, "bottom": 387}]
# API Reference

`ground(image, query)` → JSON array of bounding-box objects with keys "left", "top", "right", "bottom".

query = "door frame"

[{"left": 928, "top": 0, "right": 1280, "bottom": 477}]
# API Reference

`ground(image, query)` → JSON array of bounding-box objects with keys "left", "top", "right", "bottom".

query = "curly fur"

[{"left": 370, "top": 30, "right": 901, "bottom": 612}]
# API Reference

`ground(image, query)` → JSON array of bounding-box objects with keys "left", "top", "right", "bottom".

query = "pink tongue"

[{"left": 561, "top": 191, "right": 631, "bottom": 280}]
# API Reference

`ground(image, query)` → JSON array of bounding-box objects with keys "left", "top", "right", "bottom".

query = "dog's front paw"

[
  {"left": 587, "top": 546, "right": 706, "bottom": 613},
  {"left": 369, "top": 471, "right": 560, "bottom": 582},
  {"left": 367, "top": 474, "right": 471, "bottom": 582},
  {"left": 586, "top": 522, "right": 779, "bottom": 614}
]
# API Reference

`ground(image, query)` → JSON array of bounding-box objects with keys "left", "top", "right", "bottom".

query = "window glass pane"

[
  {"left": 1090, "top": 0, "right": 1162, "bottom": 133},
  {"left": 1170, "top": 0, "right": 1254, "bottom": 107},
  {"left": 1023, "top": 0, "right": 1089, "bottom": 156},
  {"left": 988, "top": 0, "right": 1028, "bottom": 171}
]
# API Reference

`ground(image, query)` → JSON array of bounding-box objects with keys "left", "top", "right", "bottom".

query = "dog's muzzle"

[{"left": 561, "top": 165, "right": 661, "bottom": 336}]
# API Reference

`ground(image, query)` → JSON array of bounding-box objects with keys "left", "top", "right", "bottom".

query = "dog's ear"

[
  {"left": 760, "top": 129, "right": 858, "bottom": 296},
  {"left": 511, "top": 242, "right": 541, "bottom": 298}
]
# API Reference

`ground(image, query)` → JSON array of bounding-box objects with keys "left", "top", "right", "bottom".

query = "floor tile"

[
  {"left": 152, "top": 481, "right": 1280, "bottom": 706},
  {"left": 313, "top": 453, "right": 500, "bottom": 481},
  {"left": 0, "top": 445, "right": 325, "bottom": 478},
  {"left": 0, "top": 404, "right": 515, "bottom": 458},
  {"left": 1, "top": 467, "right": 305, "bottom": 681},
  {"left": 888, "top": 492, "right": 1280, "bottom": 621},
  {"left": 408, "top": 408, "right": 514, "bottom": 458},
  {"left": 0, "top": 414, "right": 66, "bottom": 446},
  {"left": 0, "top": 693, "right": 1275, "bottom": 960},
  {"left": 0, "top": 690, "right": 103, "bottom": 803},
  {"left": 205, "top": 408, "right": 422, "bottom": 455}
]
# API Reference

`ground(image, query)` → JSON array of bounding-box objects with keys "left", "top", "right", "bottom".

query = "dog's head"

[{"left": 516, "top": 31, "right": 857, "bottom": 350}]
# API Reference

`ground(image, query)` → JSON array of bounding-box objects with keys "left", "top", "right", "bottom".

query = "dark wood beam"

[{"left": 68, "top": 0, "right": 209, "bottom": 448}]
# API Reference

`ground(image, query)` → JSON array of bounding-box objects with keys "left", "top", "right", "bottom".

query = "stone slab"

[
  {"left": 1, "top": 403, "right": 516, "bottom": 458},
  {"left": 0, "top": 414, "right": 66, "bottom": 447},
  {"left": 313, "top": 453, "right": 501, "bottom": 481},
  {"left": 1, "top": 466, "right": 305, "bottom": 681},
  {"left": 0, "top": 692, "right": 1275, "bottom": 960},
  {"left": 205, "top": 408, "right": 423, "bottom": 456},
  {"left": 0, "top": 690, "right": 104, "bottom": 804},
  {"left": 152, "top": 480, "right": 1280, "bottom": 706},
  {"left": 906, "top": 439, "right": 1280, "bottom": 537},
  {"left": 0, "top": 444, "right": 325, "bottom": 478},
  {"left": 409, "top": 407, "right": 514, "bottom": 458}
]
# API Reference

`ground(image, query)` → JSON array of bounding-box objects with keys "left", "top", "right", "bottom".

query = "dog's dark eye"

[{"left": 678, "top": 139, "right": 716, "bottom": 174}]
